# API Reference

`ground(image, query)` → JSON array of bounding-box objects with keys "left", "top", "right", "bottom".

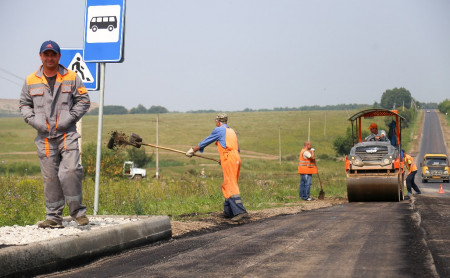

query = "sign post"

[{"left": 84, "top": 0, "right": 126, "bottom": 215}]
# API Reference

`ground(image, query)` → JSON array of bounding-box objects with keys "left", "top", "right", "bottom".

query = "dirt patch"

[{"left": 171, "top": 198, "right": 346, "bottom": 238}]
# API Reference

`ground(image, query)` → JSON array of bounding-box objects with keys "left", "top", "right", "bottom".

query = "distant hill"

[
  {"left": 0, "top": 99, "right": 20, "bottom": 117},
  {"left": 0, "top": 98, "right": 99, "bottom": 117}
]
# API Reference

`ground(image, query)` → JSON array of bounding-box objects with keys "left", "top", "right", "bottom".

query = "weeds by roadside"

[{"left": 0, "top": 159, "right": 347, "bottom": 227}]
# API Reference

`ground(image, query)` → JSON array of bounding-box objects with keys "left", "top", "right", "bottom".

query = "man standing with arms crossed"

[
  {"left": 298, "top": 141, "right": 318, "bottom": 201},
  {"left": 20, "top": 40, "right": 91, "bottom": 228},
  {"left": 186, "top": 113, "right": 249, "bottom": 222}
]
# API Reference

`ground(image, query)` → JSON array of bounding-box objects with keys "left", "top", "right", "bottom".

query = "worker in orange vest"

[
  {"left": 403, "top": 150, "right": 421, "bottom": 196},
  {"left": 298, "top": 141, "right": 318, "bottom": 201},
  {"left": 186, "top": 113, "right": 249, "bottom": 222}
]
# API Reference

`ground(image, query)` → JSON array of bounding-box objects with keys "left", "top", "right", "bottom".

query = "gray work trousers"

[{"left": 36, "top": 132, "right": 86, "bottom": 223}]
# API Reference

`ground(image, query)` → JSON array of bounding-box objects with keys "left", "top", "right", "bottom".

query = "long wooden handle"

[
  {"left": 317, "top": 171, "right": 323, "bottom": 190},
  {"left": 140, "top": 142, "right": 220, "bottom": 164}
]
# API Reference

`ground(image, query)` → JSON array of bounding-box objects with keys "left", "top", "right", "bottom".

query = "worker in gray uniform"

[{"left": 19, "top": 40, "right": 91, "bottom": 228}]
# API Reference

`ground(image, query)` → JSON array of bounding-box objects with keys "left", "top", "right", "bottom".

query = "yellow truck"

[{"left": 421, "top": 154, "right": 449, "bottom": 183}]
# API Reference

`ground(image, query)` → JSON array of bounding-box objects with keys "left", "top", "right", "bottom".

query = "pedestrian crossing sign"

[{"left": 60, "top": 48, "right": 99, "bottom": 91}]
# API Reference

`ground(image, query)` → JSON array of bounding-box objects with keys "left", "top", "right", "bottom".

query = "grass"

[
  {"left": 0, "top": 110, "right": 417, "bottom": 226},
  {"left": 0, "top": 158, "right": 347, "bottom": 226}
]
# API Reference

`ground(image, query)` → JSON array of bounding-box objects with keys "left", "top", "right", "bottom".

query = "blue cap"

[{"left": 40, "top": 40, "right": 60, "bottom": 54}]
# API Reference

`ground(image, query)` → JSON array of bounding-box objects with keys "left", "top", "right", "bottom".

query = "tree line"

[
  {"left": 87, "top": 104, "right": 169, "bottom": 115},
  {"left": 85, "top": 87, "right": 441, "bottom": 116},
  {"left": 332, "top": 87, "right": 420, "bottom": 156}
]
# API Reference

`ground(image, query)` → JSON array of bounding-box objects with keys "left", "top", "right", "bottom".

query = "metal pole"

[
  {"left": 93, "top": 62, "right": 106, "bottom": 215},
  {"left": 324, "top": 112, "right": 326, "bottom": 137},
  {"left": 156, "top": 114, "right": 159, "bottom": 179}
]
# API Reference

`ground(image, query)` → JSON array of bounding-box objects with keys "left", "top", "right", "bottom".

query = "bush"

[
  {"left": 82, "top": 142, "right": 124, "bottom": 177},
  {"left": 438, "top": 99, "right": 450, "bottom": 114},
  {"left": 333, "top": 127, "right": 355, "bottom": 156},
  {"left": 126, "top": 147, "right": 153, "bottom": 168}
]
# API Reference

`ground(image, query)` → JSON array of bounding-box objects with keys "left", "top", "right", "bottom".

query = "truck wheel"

[{"left": 133, "top": 174, "right": 142, "bottom": 180}]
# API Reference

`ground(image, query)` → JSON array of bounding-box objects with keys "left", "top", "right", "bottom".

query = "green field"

[{"left": 0, "top": 110, "right": 420, "bottom": 226}]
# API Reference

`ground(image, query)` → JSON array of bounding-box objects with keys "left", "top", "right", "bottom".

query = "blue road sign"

[
  {"left": 60, "top": 49, "right": 99, "bottom": 91},
  {"left": 83, "top": 0, "right": 126, "bottom": 62}
]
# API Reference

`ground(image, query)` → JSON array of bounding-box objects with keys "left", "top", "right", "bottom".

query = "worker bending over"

[{"left": 186, "top": 113, "right": 249, "bottom": 222}]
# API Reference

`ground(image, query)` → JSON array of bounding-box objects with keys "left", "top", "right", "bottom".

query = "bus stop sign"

[{"left": 83, "top": 0, "right": 126, "bottom": 62}]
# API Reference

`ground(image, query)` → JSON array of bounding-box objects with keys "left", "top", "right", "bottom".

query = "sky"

[{"left": 1, "top": 0, "right": 449, "bottom": 112}]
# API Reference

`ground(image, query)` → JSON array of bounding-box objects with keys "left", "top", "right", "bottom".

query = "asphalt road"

[
  {"left": 413, "top": 110, "right": 450, "bottom": 277},
  {"left": 45, "top": 111, "right": 449, "bottom": 278}
]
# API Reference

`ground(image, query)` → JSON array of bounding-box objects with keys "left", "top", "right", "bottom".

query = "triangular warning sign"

[{"left": 68, "top": 53, "right": 94, "bottom": 83}]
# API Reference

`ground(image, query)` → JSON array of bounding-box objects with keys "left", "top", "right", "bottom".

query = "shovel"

[
  {"left": 107, "top": 131, "right": 220, "bottom": 164},
  {"left": 128, "top": 133, "right": 221, "bottom": 164},
  {"left": 317, "top": 170, "right": 325, "bottom": 200}
]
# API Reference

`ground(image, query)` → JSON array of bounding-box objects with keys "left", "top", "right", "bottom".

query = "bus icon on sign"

[
  {"left": 90, "top": 16, "right": 117, "bottom": 32},
  {"left": 85, "top": 4, "right": 121, "bottom": 44}
]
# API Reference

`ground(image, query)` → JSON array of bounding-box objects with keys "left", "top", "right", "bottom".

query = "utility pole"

[
  {"left": 278, "top": 126, "right": 281, "bottom": 165},
  {"left": 308, "top": 117, "right": 311, "bottom": 142},
  {"left": 156, "top": 114, "right": 159, "bottom": 179},
  {"left": 324, "top": 112, "right": 326, "bottom": 137}
]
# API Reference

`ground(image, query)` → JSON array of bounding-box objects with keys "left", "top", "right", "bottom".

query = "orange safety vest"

[
  {"left": 216, "top": 127, "right": 241, "bottom": 199},
  {"left": 404, "top": 153, "right": 417, "bottom": 174},
  {"left": 298, "top": 149, "right": 318, "bottom": 174}
]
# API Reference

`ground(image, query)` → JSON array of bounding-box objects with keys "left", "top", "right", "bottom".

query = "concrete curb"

[{"left": 0, "top": 215, "right": 171, "bottom": 277}]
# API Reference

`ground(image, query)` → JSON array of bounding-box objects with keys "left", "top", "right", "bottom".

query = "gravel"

[
  {"left": 1, "top": 199, "right": 348, "bottom": 246},
  {"left": 0, "top": 216, "right": 142, "bottom": 246}
]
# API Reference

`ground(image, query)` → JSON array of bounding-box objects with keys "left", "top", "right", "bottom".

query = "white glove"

[
  {"left": 186, "top": 147, "right": 195, "bottom": 157},
  {"left": 310, "top": 148, "right": 315, "bottom": 151}
]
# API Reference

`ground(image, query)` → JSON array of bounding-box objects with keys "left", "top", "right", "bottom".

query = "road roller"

[{"left": 345, "top": 109, "right": 406, "bottom": 202}]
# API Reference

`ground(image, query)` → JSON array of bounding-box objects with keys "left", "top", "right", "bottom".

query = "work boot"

[
  {"left": 38, "top": 219, "right": 64, "bottom": 229},
  {"left": 75, "top": 215, "right": 90, "bottom": 226},
  {"left": 231, "top": 212, "right": 249, "bottom": 222}
]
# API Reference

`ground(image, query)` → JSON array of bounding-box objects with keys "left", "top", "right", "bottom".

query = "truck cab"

[
  {"left": 123, "top": 161, "right": 146, "bottom": 180},
  {"left": 421, "top": 154, "right": 449, "bottom": 183}
]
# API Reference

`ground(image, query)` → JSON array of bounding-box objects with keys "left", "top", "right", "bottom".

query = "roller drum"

[{"left": 347, "top": 176, "right": 400, "bottom": 202}]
